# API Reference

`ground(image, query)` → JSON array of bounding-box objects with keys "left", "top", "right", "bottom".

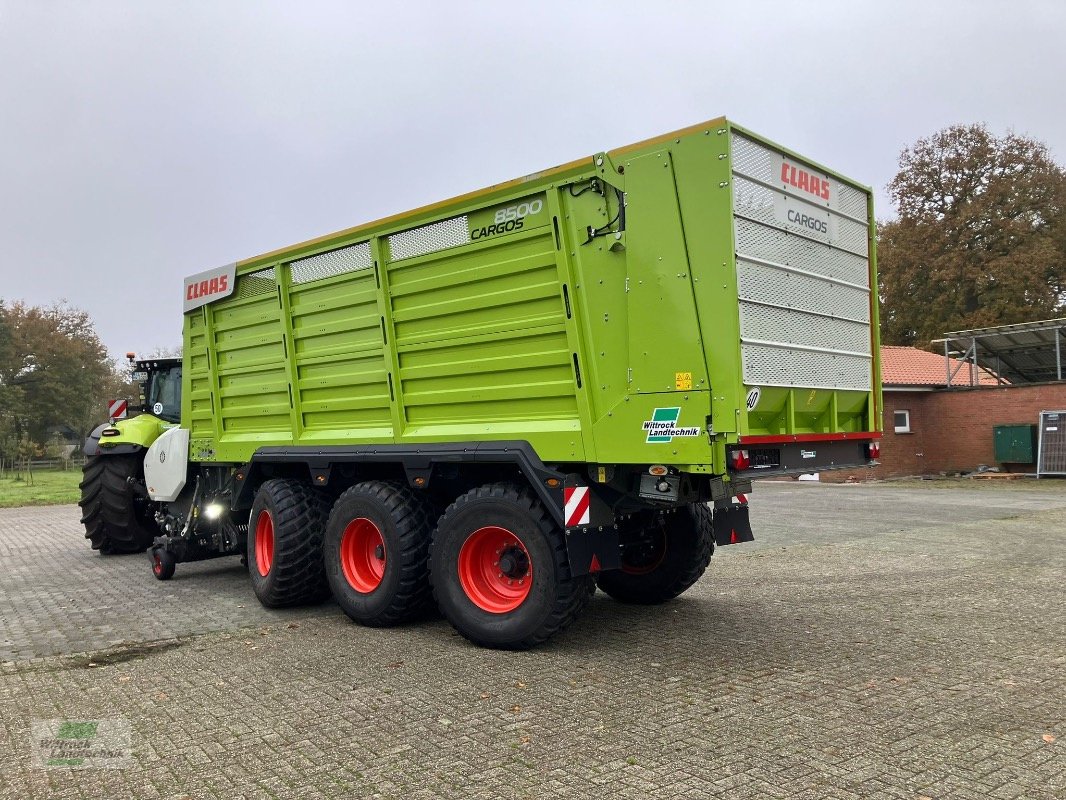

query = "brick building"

[{"left": 865, "top": 345, "right": 1066, "bottom": 478}]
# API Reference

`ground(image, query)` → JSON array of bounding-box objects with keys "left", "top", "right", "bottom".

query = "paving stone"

[{"left": 0, "top": 482, "right": 1063, "bottom": 798}]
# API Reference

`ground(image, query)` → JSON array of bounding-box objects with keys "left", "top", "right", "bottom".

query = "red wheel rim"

[
  {"left": 340, "top": 518, "right": 386, "bottom": 593},
  {"left": 457, "top": 526, "right": 532, "bottom": 614},
  {"left": 152, "top": 554, "right": 163, "bottom": 575},
  {"left": 621, "top": 525, "right": 667, "bottom": 576},
  {"left": 255, "top": 510, "right": 274, "bottom": 577}
]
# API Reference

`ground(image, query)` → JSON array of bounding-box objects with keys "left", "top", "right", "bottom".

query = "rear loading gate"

[
  {"left": 727, "top": 126, "right": 880, "bottom": 467},
  {"left": 731, "top": 130, "right": 874, "bottom": 394}
]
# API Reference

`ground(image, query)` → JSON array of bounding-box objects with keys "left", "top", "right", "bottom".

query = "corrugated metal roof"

[{"left": 934, "top": 318, "right": 1066, "bottom": 385}]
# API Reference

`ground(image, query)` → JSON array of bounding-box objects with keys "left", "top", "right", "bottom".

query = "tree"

[
  {"left": 144, "top": 344, "right": 183, "bottom": 358},
  {"left": 877, "top": 124, "right": 1066, "bottom": 346},
  {"left": 0, "top": 302, "right": 22, "bottom": 463},
  {"left": 0, "top": 301, "right": 128, "bottom": 461}
]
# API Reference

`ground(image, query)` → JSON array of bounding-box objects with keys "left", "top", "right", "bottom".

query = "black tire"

[
  {"left": 78, "top": 454, "right": 160, "bottom": 554},
  {"left": 324, "top": 481, "right": 435, "bottom": 627},
  {"left": 150, "top": 547, "right": 176, "bottom": 581},
  {"left": 247, "top": 479, "right": 331, "bottom": 608},
  {"left": 429, "top": 483, "right": 594, "bottom": 650},
  {"left": 596, "top": 503, "right": 714, "bottom": 604}
]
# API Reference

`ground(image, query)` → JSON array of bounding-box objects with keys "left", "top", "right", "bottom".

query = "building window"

[{"left": 894, "top": 410, "right": 911, "bottom": 434}]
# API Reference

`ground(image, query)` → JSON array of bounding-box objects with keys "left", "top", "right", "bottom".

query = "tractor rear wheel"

[
  {"left": 595, "top": 504, "right": 714, "bottom": 604},
  {"left": 429, "top": 483, "right": 594, "bottom": 650},
  {"left": 247, "top": 479, "right": 331, "bottom": 608},
  {"left": 78, "top": 454, "right": 160, "bottom": 554}
]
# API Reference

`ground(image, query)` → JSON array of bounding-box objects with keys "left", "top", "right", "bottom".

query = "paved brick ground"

[{"left": 0, "top": 481, "right": 1063, "bottom": 799}]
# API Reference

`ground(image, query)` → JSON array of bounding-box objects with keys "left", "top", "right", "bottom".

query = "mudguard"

[
  {"left": 711, "top": 501, "right": 754, "bottom": 546},
  {"left": 84, "top": 423, "right": 141, "bottom": 456},
  {"left": 83, "top": 414, "right": 170, "bottom": 456},
  {"left": 143, "top": 427, "right": 190, "bottom": 501}
]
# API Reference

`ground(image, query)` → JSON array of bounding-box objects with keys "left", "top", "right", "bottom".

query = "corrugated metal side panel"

[
  {"left": 210, "top": 269, "right": 291, "bottom": 437},
  {"left": 288, "top": 254, "right": 392, "bottom": 438},
  {"left": 387, "top": 225, "right": 579, "bottom": 429},
  {"left": 731, "top": 132, "right": 873, "bottom": 392},
  {"left": 185, "top": 309, "right": 213, "bottom": 441}
]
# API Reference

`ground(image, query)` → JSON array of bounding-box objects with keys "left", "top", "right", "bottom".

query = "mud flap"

[
  {"left": 562, "top": 478, "right": 621, "bottom": 577},
  {"left": 564, "top": 526, "right": 622, "bottom": 577},
  {"left": 711, "top": 502, "right": 754, "bottom": 546}
]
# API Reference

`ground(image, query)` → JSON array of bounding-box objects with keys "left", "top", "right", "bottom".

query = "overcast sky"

[{"left": 1, "top": 0, "right": 1063, "bottom": 359}]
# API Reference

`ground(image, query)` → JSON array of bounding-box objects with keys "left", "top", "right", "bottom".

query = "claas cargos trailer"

[{"left": 80, "top": 117, "right": 882, "bottom": 649}]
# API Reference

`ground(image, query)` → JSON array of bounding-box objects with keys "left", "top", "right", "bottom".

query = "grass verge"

[{"left": 0, "top": 468, "right": 82, "bottom": 508}]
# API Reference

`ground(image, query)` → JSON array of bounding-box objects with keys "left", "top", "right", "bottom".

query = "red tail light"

[
  {"left": 867, "top": 442, "right": 880, "bottom": 459},
  {"left": 730, "top": 449, "right": 750, "bottom": 470}
]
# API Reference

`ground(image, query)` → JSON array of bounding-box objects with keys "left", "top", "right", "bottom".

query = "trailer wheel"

[
  {"left": 150, "top": 547, "right": 176, "bottom": 581},
  {"left": 324, "top": 481, "right": 435, "bottom": 627},
  {"left": 247, "top": 479, "right": 331, "bottom": 608},
  {"left": 429, "top": 483, "right": 594, "bottom": 650},
  {"left": 78, "top": 454, "right": 160, "bottom": 554},
  {"left": 596, "top": 504, "right": 714, "bottom": 604}
]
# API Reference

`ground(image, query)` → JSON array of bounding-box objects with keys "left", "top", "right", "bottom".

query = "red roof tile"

[{"left": 880, "top": 346, "right": 1002, "bottom": 387}]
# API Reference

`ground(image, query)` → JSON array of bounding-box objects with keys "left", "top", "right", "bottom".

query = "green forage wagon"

[{"left": 79, "top": 118, "right": 882, "bottom": 649}]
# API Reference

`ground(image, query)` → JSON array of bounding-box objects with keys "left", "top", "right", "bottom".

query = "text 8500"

[{"left": 493, "top": 199, "right": 543, "bottom": 224}]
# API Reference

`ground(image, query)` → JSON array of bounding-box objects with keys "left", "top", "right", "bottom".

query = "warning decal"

[{"left": 564, "top": 486, "right": 591, "bottom": 527}]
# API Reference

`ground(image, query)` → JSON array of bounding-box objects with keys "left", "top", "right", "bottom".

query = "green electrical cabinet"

[{"left": 994, "top": 424, "right": 1037, "bottom": 464}]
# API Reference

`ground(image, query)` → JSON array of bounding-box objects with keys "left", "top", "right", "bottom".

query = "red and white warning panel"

[
  {"left": 563, "top": 486, "right": 591, "bottom": 527},
  {"left": 108, "top": 399, "right": 128, "bottom": 420}
]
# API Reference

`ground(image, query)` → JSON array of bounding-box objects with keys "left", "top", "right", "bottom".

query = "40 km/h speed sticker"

[{"left": 745, "top": 387, "right": 761, "bottom": 411}]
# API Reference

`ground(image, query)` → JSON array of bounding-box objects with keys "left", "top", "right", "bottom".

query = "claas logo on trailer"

[
  {"left": 183, "top": 264, "right": 236, "bottom": 312},
  {"left": 779, "top": 158, "right": 833, "bottom": 202}
]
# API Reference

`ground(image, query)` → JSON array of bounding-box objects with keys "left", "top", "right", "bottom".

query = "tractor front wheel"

[{"left": 150, "top": 547, "right": 176, "bottom": 581}]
